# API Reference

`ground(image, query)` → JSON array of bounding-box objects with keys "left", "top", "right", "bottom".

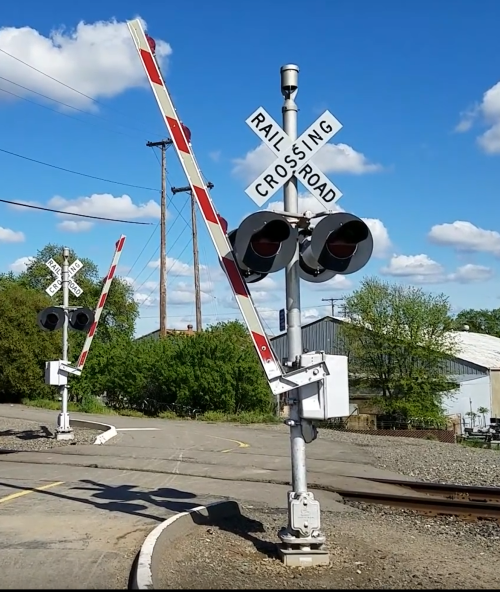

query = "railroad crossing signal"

[
  {"left": 45, "top": 257, "right": 83, "bottom": 297},
  {"left": 37, "top": 306, "right": 95, "bottom": 333},
  {"left": 245, "top": 107, "right": 343, "bottom": 207},
  {"left": 227, "top": 211, "right": 298, "bottom": 283},
  {"left": 226, "top": 210, "right": 373, "bottom": 285},
  {"left": 299, "top": 212, "right": 374, "bottom": 283}
]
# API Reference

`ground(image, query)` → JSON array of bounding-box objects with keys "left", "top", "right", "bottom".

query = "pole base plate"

[
  {"left": 277, "top": 545, "right": 330, "bottom": 567},
  {"left": 55, "top": 431, "right": 74, "bottom": 441}
]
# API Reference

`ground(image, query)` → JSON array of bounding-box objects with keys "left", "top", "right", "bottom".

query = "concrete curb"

[
  {"left": 70, "top": 419, "right": 118, "bottom": 445},
  {"left": 131, "top": 500, "right": 241, "bottom": 590}
]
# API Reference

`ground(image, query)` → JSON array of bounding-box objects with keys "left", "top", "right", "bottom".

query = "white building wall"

[{"left": 443, "top": 375, "right": 491, "bottom": 426}]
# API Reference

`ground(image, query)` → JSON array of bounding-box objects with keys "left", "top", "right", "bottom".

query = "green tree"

[
  {"left": 453, "top": 308, "right": 500, "bottom": 337},
  {"left": 341, "top": 277, "right": 459, "bottom": 419},
  {"left": 0, "top": 283, "right": 61, "bottom": 402}
]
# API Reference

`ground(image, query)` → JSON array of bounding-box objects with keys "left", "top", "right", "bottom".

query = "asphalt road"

[{"left": 0, "top": 405, "right": 407, "bottom": 589}]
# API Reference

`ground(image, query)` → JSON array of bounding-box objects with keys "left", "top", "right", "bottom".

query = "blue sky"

[{"left": 1, "top": 0, "right": 500, "bottom": 338}]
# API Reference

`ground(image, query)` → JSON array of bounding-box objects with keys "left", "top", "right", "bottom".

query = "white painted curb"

[
  {"left": 132, "top": 500, "right": 239, "bottom": 590},
  {"left": 70, "top": 419, "right": 118, "bottom": 445}
]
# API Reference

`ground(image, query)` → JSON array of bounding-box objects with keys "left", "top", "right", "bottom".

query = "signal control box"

[{"left": 298, "top": 352, "right": 349, "bottom": 421}]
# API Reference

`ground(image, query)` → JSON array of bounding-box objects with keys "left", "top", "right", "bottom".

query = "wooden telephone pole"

[
  {"left": 171, "top": 182, "right": 213, "bottom": 332},
  {"left": 147, "top": 138, "right": 173, "bottom": 337}
]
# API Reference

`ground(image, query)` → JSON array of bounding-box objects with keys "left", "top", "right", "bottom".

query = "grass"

[
  {"left": 459, "top": 438, "right": 500, "bottom": 451},
  {"left": 20, "top": 398, "right": 279, "bottom": 424}
]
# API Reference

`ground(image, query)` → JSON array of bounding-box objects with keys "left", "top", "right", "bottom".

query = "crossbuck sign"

[
  {"left": 45, "top": 258, "right": 83, "bottom": 298},
  {"left": 245, "top": 107, "right": 344, "bottom": 208}
]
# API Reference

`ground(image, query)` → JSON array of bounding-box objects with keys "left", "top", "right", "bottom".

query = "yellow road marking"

[
  {"left": 0, "top": 481, "right": 64, "bottom": 504},
  {"left": 208, "top": 435, "right": 250, "bottom": 453}
]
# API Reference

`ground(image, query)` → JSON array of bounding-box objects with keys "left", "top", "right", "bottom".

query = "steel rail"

[
  {"left": 334, "top": 489, "right": 500, "bottom": 521},
  {"left": 357, "top": 477, "right": 500, "bottom": 504}
]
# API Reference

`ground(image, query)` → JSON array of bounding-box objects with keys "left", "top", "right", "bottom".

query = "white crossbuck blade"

[
  {"left": 245, "top": 107, "right": 343, "bottom": 207},
  {"left": 45, "top": 258, "right": 83, "bottom": 298}
]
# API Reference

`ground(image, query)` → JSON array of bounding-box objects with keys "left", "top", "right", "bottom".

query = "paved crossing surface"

[{"left": 0, "top": 405, "right": 406, "bottom": 589}]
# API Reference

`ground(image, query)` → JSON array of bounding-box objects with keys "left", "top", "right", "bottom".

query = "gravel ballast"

[
  {"left": 158, "top": 504, "right": 500, "bottom": 589},
  {"left": 317, "top": 428, "right": 500, "bottom": 487},
  {"left": 0, "top": 416, "right": 103, "bottom": 450}
]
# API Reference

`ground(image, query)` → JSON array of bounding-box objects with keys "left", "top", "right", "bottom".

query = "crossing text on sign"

[{"left": 245, "top": 107, "right": 343, "bottom": 208}]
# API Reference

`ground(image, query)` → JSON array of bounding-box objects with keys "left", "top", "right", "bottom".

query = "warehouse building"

[{"left": 270, "top": 316, "right": 500, "bottom": 423}]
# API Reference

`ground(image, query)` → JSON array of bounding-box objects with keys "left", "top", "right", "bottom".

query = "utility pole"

[
  {"left": 57, "top": 247, "right": 73, "bottom": 440},
  {"left": 147, "top": 139, "right": 173, "bottom": 337},
  {"left": 321, "top": 297, "right": 343, "bottom": 317},
  {"left": 172, "top": 182, "right": 214, "bottom": 331}
]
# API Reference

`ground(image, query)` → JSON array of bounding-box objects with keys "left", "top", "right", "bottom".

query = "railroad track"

[{"left": 326, "top": 478, "right": 500, "bottom": 521}]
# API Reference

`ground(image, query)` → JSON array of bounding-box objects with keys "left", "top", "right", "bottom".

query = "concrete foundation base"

[
  {"left": 55, "top": 431, "right": 74, "bottom": 441},
  {"left": 277, "top": 545, "right": 330, "bottom": 567}
]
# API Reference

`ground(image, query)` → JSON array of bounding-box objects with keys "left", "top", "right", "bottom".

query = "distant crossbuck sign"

[
  {"left": 45, "top": 257, "right": 84, "bottom": 298},
  {"left": 245, "top": 107, "right": 344, "bottom": 208}
]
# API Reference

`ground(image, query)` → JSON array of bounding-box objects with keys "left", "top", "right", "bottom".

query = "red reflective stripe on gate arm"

[
  {"left": 193, "top": 186, "right": 218, "bottom": 225},
  {"left": 98, "top": 293, "right": 108, "bottom": 308},
  {"left": 88, "top": 321, "right": 98, "bottom": 338},
  {"left": 222, "top": 257, "right": 248, "bottom": 297},
  {"left": 139, "top": 49, "right": 163, "bottom": 86},
  {"left": 251, "top": 331, "right": 274, "bottom": 362},
  {"left": 108, "top": 265, "right": 116, "bottom": 280},
  {"left": 78, "top": 350, "right": 88, "bottom": 367},
  {"left": 166, "top": 117, "right": 190, "bottom": 154},
  {"left": 116, "top": 236, "right": 125, "bottom": 252}
]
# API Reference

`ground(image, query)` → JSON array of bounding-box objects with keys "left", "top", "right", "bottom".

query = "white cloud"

[
  {"left": 455, "top": 81, "right": 500, "bottom": 153},
  {"left": 134, "top": 292, "right": 158, "bottom": 307},
  {"left": 0, "top": 226, "right": 24, "bottom": 242},
  {"left": 381, "top": 254, "right": 445, "bottom": 283},
  {"left": 209, "top": 150, "right": 221, "bottom": 162},
  {"left": 0, "top": 18, "right": 172, "bottom": 111},
  {"left": 428, "top": 221, "right": 500, "bottom": 256},
  {"left": 448, "top": 264, "right": 494, "bottom": 283},
  {"left": 363, "top": 218, "right": 392, "bottom": 258},
  {"left": 310, "top": 274, "right": 352, "bottom": 291},
  {"left": 9, "top": 255, "right": 34, "bottom": 273},
  {"left": 148, "top": 256, "right": 198, "bottom": 275},
  {"left": 232, "top": 142, "right": 382, "bottom": 185},
  {"left": 381, "top": 254, "right": 494, "bottom": 285},
  {"left": 49, "top": 193, "right": 160, "bottom": 221},
  {"left": 57, "top": 220, "right": 93, "bottom": 232},
  {"left": 314, "top": 144, "right": 383, "bottom": 175},
  {"left": 169, "top": 287, "right": 212, "bottom": 305},
  {"left": 302, "top": 308, "right": 321, "bottom": 323}
]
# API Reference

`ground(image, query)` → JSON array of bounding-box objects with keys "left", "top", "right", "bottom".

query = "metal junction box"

[{"left": 298, "top": 352, "right": 349, "bottom": 421}]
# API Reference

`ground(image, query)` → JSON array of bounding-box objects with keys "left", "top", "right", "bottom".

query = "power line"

[
  {"left": 0, "top": 47, "right": 163, "bottom": 139},
  {"left": 0, "top": 146, "right": 159, "bottom": 192},
  {"left": 0, "top": 82, "right": 144, "bottom": 141},
  {"left": 0, "top": 198, "right": 154, "bottom": 225}
]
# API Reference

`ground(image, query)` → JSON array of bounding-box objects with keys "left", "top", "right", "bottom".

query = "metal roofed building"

[{"left": 270, "top": 316, "right": 500, "bottom": 421}]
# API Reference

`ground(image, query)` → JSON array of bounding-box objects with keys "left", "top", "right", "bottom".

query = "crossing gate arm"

[
  {"left": 127, "top": 19, "right": 286, "bottom": 384},
  {"left": 75, "top": 235, "right": 126, "bottom": 372}
]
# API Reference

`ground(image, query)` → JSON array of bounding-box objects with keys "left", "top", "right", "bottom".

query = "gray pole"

[
  {"left": 281, "top": 65, "right": 307, "bottom": 493},
  {"left": 56, "top": 247, "right": 73, "bottom": 439},
  {"left": 278, "top": 65, "right": 329, "bottom": 567}
]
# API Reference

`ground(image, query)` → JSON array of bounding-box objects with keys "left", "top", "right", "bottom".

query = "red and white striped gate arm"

[
  {"left": 127, "top": 19, "right": 282, "bottom": 381},
  {"left": 76, "top": 235, "right": 126, "bottom": 371}
]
